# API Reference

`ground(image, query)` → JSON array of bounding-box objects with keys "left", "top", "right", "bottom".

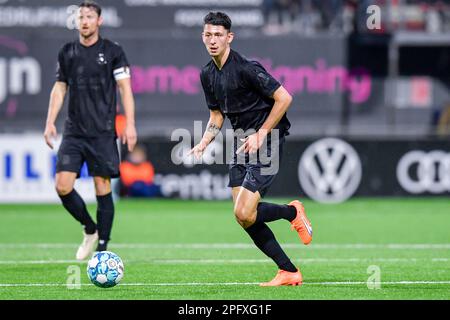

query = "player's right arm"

[
  {"left": 189, "top": 109, "right": 224, "bottom": 159},
  {"left": 190, "top": 68, "right": 224, "bottom": 159},
  {"left": 44, "top": 81, "right": 67, "bottom": 149}
]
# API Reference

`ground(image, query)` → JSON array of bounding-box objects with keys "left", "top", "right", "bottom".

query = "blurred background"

[{"left": 0, "top": 0, "right": 449, "bottom": 203}]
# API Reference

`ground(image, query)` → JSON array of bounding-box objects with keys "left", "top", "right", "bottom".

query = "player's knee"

[
  {"left": 94, "top": 179, "right": 111, "bottom": 195},
  {"left": 95, "top": 185, "right": 109, "bottom": 195},
  {"left": 55, "top": 182, "right": 73, "bottom": 196},
  {"left": 234, "top": 205, "right": 255, "bottom": 226}
]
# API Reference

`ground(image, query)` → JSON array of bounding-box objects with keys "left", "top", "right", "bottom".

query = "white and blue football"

[{"left": 87, "top": 251, "right": 124, "bottom": 288}]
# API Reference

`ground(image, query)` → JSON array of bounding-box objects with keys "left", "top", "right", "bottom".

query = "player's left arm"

[
  {"left": 238, "top": 86, "right": 292, "bottom": 154},
  {"left": 117, "top": 77, "right": 137, "bottom": 152}
]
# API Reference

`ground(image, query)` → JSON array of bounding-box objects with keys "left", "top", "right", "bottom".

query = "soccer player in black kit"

[
  {"left": 43, "top": 1, "right": 137, "bottom": 260},
  {"left": 190, "top": 12, "right": 313, "bottom": 286}
]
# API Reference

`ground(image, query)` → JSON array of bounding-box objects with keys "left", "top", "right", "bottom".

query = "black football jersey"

[
  {"left": 200, "top": 49, "right": 290, "bottom": 135},
  {"left": 56, "top": 37, "right": 130, "bottom": 137}
]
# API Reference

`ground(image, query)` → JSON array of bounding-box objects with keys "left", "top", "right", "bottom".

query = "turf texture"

[{"left": 0, "top": 198, "right": 449, "bottom": 300}]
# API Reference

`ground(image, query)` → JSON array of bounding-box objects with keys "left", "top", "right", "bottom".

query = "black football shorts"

[
  {"left": 228, "top": 134, "right": 285, "bottom": 197},
  {"left": 56, "top": 135, "right": 120, "bottom": 178}
]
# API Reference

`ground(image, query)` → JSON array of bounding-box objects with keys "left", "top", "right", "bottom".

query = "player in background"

[
  {"left": 190, "top": 12, "right": 313, "bottom": 286},
  {"left": 43, "top": 1, "right": 137, "bottom": 260}
]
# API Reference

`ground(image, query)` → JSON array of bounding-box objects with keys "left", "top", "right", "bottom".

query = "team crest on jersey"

[{"left": 97, "top": 53, "right": 107, "bottom": 65}]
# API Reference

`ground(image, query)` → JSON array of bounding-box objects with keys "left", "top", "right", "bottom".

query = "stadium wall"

[
  {"left": 0, "top": 135, "right": 96, "bottom": 203},
  {"left": 2, "top": 135, "right": 448, "bottom": 203},
  {"left": 0, "top": 31, "right": 447, "bottom": 137},
  {"left": 0, "top": 32, "right": 351, "bottom": 137},
  {"left": 139, "top": 136, "right": 450, "bottom": 202},
  {"left": 1, "top": 1, "right": 450, "bottom": 137}
]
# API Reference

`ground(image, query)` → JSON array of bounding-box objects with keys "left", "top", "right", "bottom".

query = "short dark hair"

[
  {"left": 203, "top": 12, "right": 232, "bottom": 31},
  {"left": 79, "top": 1, "right": 102, "bottom": 17}
]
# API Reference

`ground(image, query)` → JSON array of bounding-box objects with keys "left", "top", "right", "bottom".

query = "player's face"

[
  {"left": 77, "top": 7, "right": 103, "bottom": 39},
  {"left": 202, "top": 24, "right": 233, "bottom": 57}
]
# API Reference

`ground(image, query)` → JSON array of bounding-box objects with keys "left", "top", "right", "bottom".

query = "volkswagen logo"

[
  {"left": 397, "top": 150, "right": 450, "bottom": 194},
  {"left": 298, "top": 138, "right": 362, "bottom": 203}
]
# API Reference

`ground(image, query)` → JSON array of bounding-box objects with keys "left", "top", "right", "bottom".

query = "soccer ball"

[{"left": 87, "top": 251, "right": 124, "bottom": 288}]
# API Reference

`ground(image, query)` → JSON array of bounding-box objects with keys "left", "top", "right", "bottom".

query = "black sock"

[
  {"left": 255, "top": 202, "right": 297, "bottom": 224},
  {"left": 96, "top": 193, "right": 114, "bottom": 251},
  {"left": 59, "top": 189, "right": 96, "bottom": 234},
  {"left": 245, "top": 222, "right": 297, "bottom": 273}
]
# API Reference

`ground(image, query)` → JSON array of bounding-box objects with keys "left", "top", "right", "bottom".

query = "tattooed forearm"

[{"left": 207, "top": 123, "right": 221, "bottom": 136}]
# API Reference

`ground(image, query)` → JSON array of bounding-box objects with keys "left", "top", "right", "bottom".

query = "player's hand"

[
  {"left": 44, "top": 123, "right": 57, "bottom": 149},
  {"left": 188, "top": 139, "right": 208, "bottom": 160},
  {"left": 123, "top": 124, "right": 137, "bottom": 152},
  {"left": 236, "top": 130, "right": 267, "bottom": 155}
]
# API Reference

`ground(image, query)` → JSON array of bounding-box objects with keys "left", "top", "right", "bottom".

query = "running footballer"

[{"left": 190, "top": 12, "right": 313, "bottom": 286}]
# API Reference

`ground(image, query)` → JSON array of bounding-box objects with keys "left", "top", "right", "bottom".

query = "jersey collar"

[{"left": 78, "top": 36, "right": 103, "bottom": 49}]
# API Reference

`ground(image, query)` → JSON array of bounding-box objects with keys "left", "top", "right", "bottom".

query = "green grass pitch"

[{"left": 0, "top": 198, "right": 449, "bottom": 300}]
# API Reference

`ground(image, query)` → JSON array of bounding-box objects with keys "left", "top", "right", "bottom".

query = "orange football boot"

[
  {"left": 260, "top": 269, "right": 303, "bottom": 287},
  {"left": 289, "top": 200, "right": 313, "bottom": 245}
]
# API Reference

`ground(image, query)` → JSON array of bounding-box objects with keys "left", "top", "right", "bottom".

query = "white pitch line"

[
  {"left": 151, "top": 258, "right": 450, "bottom": 264},
  {"left": 305, "top": 281, "right": 450, "bottom": 286},
  {"left": 1, "top": 243, "right": 450, "bottom": 249},
  {"left": 1, "top": 281, "right": 450, "bottom": 288},
  {"left": 0, "top": 260, "right": 80, "bottom": 265},
  {"left": 0, "top": 258, "right": 448, "bottom": 265}
]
